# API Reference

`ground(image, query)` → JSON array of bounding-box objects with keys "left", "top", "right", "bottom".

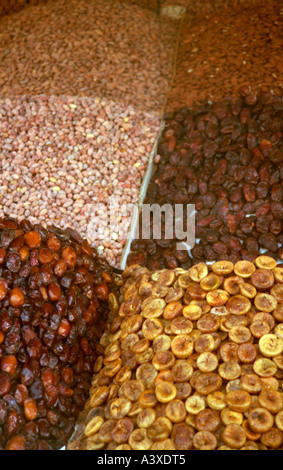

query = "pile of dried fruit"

[
  {"left": 166, "top": 0, "right": 283, "bottom": 109},
  {"left": 67, "top": 256, "right": 283, "bottom": 450},
  {"left": 128, "top": 87, "right": 283, "bottom": 270},
  {"left": 0, "top": 217, "right": 116, "bottom": 450}
]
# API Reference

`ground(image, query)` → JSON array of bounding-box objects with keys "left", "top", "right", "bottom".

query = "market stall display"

[
  {"left": 67, "top": 258, "right": 283, "bottom": 450},
  {"left": 0, "top": 0, "right": 282, "bottom": 452}
]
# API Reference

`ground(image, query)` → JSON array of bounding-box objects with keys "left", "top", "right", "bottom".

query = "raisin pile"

[{"left": 128, "top": 87, "right": 283, "bottom": 270}]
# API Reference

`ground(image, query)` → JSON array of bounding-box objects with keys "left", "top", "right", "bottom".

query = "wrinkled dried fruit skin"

[
  {"left": 68, "top": 258, "right": 283, "bottom": 451},
  {"left": 0, "top": 217, "right": 114, "bottom": 449},
  {"left": 128, "top": 90, "right": 283, "bottom": 270}
]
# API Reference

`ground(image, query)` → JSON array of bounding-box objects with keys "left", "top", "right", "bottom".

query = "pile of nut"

[
  {"left": 67, "top": 256, "right": 283, "bottom": 450},
  {"left": 0, "top": 0, "right": 178, "bottom": 115},
  {"left": 0, "top": 94, "right": 159, "bottom": 267},
  {"left": 128, "top": 87, "right": 283, "bottom": 270},
  {"left": 0, "top": 217, "right": 115, "bottom": 450}
]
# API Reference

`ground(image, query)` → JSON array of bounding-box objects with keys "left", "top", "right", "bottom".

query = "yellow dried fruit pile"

[{"left": 67, "top": 256, "right": 283, "bottom": 450}]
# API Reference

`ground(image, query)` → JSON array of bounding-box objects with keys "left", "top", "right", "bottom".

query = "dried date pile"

[
  {"left": 0, "top": 217, "right": 116, "bottom": 450},
  {"left": 128, "top": 87, "right": 283, "bottom": 271},
  {"left": 67, "top": 257, "right": 283, "bottom": 450}
]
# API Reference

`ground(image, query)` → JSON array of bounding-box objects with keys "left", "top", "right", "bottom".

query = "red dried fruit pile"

[
  {"left": 0, "top": 217, "right": 114, "bottom": 450},
  {"left": 127, "top": 87, "right": 283, "bottom": 271}
]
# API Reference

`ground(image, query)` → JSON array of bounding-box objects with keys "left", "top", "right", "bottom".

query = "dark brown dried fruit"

[{"left": 0, "top": 217, "right": 114, "bottom": 450}]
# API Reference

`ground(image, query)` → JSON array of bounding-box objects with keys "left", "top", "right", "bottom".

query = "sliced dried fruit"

[
  {"left": 254, "top": 293, "right": 277, "bottom": 312},
  {"left": 226, "top": 295, "right": 251, "bottom": 315},
  {"left": 234, "top": 260, "right": 256, "bottom": 278},
  {"left": 255, "top": 256, "right": 277, "bottom": 270},
  {"left": 248, "top": 407, "right": 274, "bottom": 433},
  {"left": 259, "top": 334, "right": 283, "bottom": 357}
]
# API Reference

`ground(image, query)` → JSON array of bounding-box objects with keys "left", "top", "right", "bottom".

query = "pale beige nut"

[
  {"left": 239, "top": 282, "right": 257, "bottom": 299},
  {"left": 228, "top": 325, "right": 252, "bottom": 344},
  {"left": 275, "top": 410, "right": 283, "bottom": 431},
  {"left": 258, "top": 388, "right": 283, "bottom": 414},
  {"left": 123, "top": 380, "right": 145, "bottom": 402},
  {"left": 192, "top": 372, "right": 222, "bottom": 395},
  {"left": 171, "top": 359, "right": 194, "bottom": 383},
  {"left": 86, "top": 433, "right": 105, "bottom": 450},
  {"left": 165, "top": 286, "right": 184, "bottom": 303},
  {"left": 167, "top": 317, "right": 193, "bottom": 335},
  {"left": 135, "top": 347, "right": 154, "bottom": 365},
  {"left": 223, "top": 276, "right": 244, "bottom": 295},
  {"left": 194, "top": 333, "right": 215, "bottom": 353},
  {"left": 151, "top": 269, "right": 175, "bottom": 286},
  {"left": 138, "top": 390, "right": 158, "bottom": 408},
  {"left": 272, "top": 267, "right": 283, "bottom": 283},
  {"left": 193, "top": 430, "right": 218, "bottom": 450},
  {"left": 111, "top": 418, "right": 134, "bottom": 444},
  {"left": 152, "top": 334, "right": 171, "bottom": 352},
  {"left": 136, "top": 363, "right": 158, "bottom": 387},
  {"left": 151, "top": 439, "right": 176, "bottom": 450},
  {"left": 178, "top": 272, "right": 193, "bottom": 289},
  {"left": 163, "top": 301, "right": 183, "bottom": 320},
  {"left": 89, "top": 386, "right": 109, "bottom": 407},
  {"left": 270, "top": 284, "right": 283, "bottom": 303},
  {"left": 152, "top": 350, "right": 176, "bottom": 370}
]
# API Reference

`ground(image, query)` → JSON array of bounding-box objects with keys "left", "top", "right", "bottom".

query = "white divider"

[{"left": 119, "top": 120, "right": 165, "bottom": 270}]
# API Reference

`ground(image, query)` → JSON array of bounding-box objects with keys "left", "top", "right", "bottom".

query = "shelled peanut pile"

[
  {"left": 68, "top": 257, "right": 283, "bottom": 450},
  {"left": 0, "top": 94, "right": 159, "bottom": 267},
  {"left": 0, "top": 0, "right": 179, "bottom": 267}
]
